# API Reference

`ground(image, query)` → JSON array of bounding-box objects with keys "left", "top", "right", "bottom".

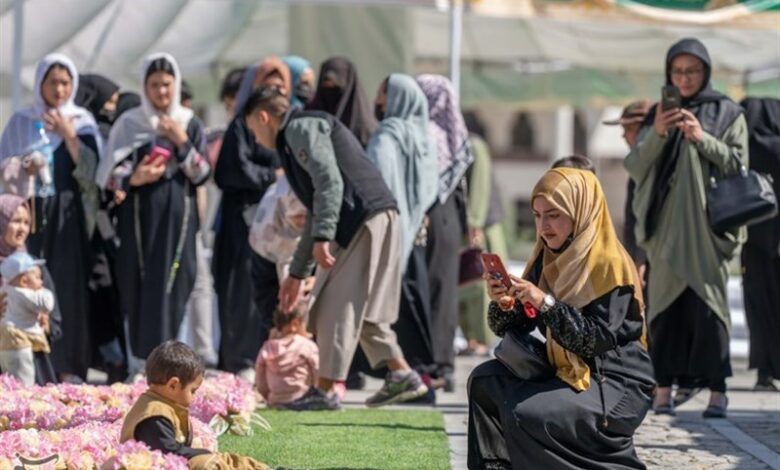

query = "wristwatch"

[{"left": 539, "top": 294, "right": 556, "bottom": 313}]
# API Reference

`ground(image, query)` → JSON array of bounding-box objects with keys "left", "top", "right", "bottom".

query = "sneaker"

[
  {"left": 365, "top": 370, "right": 429, "bottom": 408},
  {"left": 285, "top": 387, "right": 341, "bottom": 411}
]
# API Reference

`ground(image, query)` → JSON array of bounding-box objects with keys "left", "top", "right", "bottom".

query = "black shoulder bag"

[
  {"left": 494, "top": 329, "right": 554, "bottom": 381},
  {"left": 707, "top": 150, "right": 778, "bottom": 234}
]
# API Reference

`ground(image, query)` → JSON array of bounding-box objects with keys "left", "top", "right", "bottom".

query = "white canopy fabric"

[{"left": 1, "top": 0, "right": 778, "bottom": 114}]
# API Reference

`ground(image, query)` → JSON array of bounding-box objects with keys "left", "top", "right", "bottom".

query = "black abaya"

[
  {"left": 467, "top": 285, "right": 654, "bottom": 470},
  {"left": 426, "top": 193, "right": 462, "bottom": 376},
  {"left": 213, "top": 116, "right": 277, "bottom": 372},
  {"left": 114, "top": 119, "right": 208, "bottom": 359},
  {"left": 740, "top": 97, "right": 780, "bottom": 379},
  {"left": 742, "top": 247, "right": 780, "bottom": 378},
  {"left": 27, "top": 136, "right": 98, "bottom": 379},
  {"left": 649, "top": 288, "right": 731, "bottom": 391}
]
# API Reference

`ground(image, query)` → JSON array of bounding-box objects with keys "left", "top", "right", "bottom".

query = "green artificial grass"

[{"left": 218, "top": 409, "right": 451, "bottom": 470}]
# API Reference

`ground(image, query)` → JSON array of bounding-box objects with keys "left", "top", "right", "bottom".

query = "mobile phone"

[
  {"left": 480, "top": 253, "right": 512, "bottom": 289},
  {"left": 148, "top": 146, "right": 171, "bottom": 165},
  {"left": 661, "top": 85, "right": 681, "bottom": 111}
]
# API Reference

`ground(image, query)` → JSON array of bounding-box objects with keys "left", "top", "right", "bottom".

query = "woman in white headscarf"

[
  {"left": 102, "top": 53, "right": 210, "bottom": 360},
  {"left": 0, "top": 53, "right": 102, "bottom": 382}
]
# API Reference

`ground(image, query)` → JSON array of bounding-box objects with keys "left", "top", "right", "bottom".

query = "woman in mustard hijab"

[{"left": 467, "top": 168, "right": 654, "bottom": 470}]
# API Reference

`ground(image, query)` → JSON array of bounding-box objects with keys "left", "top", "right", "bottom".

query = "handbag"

[
  {"left": 494, "top": 328, "right": 554, "bottom": 381},
  {"left": 707, "top": 150, "right": 778, "bottom": 234},
  {"left": 458, "top": 247, "right": 484, "bottom": 286}
]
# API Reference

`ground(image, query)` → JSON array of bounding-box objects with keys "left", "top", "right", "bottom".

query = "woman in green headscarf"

[{"left": 625, "top": 38, "right": 748, "bottom": 418}]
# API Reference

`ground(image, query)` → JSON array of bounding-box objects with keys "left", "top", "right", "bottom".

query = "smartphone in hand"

[
  {"left": 661, "top": 85, "right": 681, "bottom": 111},
  {"left": 480, "top": 253, "right": 512, "bottom": 289},
  {"left": 148, "top": 146, "right": 171, "bottom": 165}
]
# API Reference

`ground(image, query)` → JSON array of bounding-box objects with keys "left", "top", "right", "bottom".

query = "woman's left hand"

[
  {"left": 509, "top": 275, "right": 546, "bottom": 310},
  {"left": 43, "top": 109, "right": 76, "bottom": 141},
  {"left": 157, "top": 115, "right": 188, "bottom": 148},
  {"left": 677, "top": 109, "right": 703, "bottom": 144}
]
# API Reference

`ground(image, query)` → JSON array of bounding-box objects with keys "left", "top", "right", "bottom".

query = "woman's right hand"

[
  {"left": 484, "top": 273, "right": 515, "bottom": 310},
  {"left": 653, "top": 103, "right": 683, "bottom": 138},
  {"left": 129, "top": 155, "right": 165, "bottom": 187}
]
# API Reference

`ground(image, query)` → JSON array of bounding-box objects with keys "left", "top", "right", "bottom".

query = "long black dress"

[
  {"left": 213, "top": 116, "right": 278, "bottom": 372},
  {"left": 426, "top": 188, "right": 464, "bottom": 381},
  {"left": 27, "top": 136, "right": 99, "bottom": 380},
  {"left": 467, "top": 257, "right": 654, "bottom": 470},
  {"left": 114, "top": 119, "right": 208, "bottom": 359},
  {"left": 741, "top": 97, "right": 780, "bottom": 380}
]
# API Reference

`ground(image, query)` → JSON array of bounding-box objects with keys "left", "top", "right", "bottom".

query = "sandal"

[
  {"left": 702, "top": 395, "right": 728, "bottom": 419},
  {"left": 673, "top": 387, "right": 703, "bottom": 407}
]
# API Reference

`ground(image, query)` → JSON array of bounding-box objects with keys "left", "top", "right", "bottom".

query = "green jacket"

[{"left": 625, "top": 115, "right": 749, "bottom": 328}]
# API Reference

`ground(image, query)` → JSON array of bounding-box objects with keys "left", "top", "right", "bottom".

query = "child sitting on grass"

[
  {"left": 120, "top": 340, "right": 269, "bottom": 469},
  {"left": 255, "top": 306, "right": 319, "bottom": 410}
]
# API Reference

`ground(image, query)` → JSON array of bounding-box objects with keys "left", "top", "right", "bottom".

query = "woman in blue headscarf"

[
  {"left": 282, "top": 56, "right": 316, "bottom": 109},
  {"left": 368, "top": 74, "right": 439, "bottom": 381}
]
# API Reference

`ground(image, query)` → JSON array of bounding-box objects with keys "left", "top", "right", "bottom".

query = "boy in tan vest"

[{"left": 120, "top": 340, "right": 269, "bottom": 469}]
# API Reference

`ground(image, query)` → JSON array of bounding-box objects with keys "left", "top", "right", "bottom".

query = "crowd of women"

[
  {"left": 1, "top": 35, "right": 778, "bottom": 468},
  {"left": 0, "top": 49, "right": 497, "bottom": 404}
]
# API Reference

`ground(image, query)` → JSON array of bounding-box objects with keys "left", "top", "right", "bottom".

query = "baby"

[
  {"left": 255, "top": 306, "right": 319, "bottom": 410},
  {"left": 0, "top": 251, "right": 55, "bottom": 386}
]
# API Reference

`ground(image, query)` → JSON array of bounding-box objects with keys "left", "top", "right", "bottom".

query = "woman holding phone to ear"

[
  {"left": 467, "top": 168, "right": 654, "bottom": 470},
  {"left": 625, "top": 38, "right": 748, "bottom": 418},
  {"left": 101, "top": 53, "right": 211, "bottom": 361}
]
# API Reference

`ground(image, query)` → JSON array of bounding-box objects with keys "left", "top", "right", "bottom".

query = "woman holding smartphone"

[
  {"left": 100, "top": 53, "right": 210, "bottom": 361},
  {"left": 467, "top": 168, "right": 654, "bottom": 470},
  {"left": 625, "top": 38, "right": 748, "bottom": 417},
  {"left": 0, "top": 54, "right": 101, "bottom": 383}
]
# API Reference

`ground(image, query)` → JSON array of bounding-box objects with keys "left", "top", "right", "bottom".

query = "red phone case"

[
  {"left": 480, "top": 253, "right": 512, "bottom": 289},
  {"left": 149, "top": 146, "right": 171, "bottom": 165},
  {"left": 481, "top": 253, "right": 538, "bottom": 318}
]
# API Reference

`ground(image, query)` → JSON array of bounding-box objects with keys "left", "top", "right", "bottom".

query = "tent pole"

[
  {"left": 448, "top": 0, "right": 463, "bottom": 98},
  {"left": 11, "top": 0, "right": 25, "bottom": 111}
]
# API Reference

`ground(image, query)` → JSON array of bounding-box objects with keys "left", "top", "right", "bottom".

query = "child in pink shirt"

[{"left": 255, "top": 306, "right": 318, "bottom": 408}]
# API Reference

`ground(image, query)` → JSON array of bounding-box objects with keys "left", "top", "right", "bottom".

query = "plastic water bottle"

[{"left": 30, "top": 120, "right": 55, "bottom": 197}]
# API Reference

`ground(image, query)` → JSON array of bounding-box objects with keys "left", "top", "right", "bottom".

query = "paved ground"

[{"left": 344, "top": 356, "right": 780, "bottom": 470}]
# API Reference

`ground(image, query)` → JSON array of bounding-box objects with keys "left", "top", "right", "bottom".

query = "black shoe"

[
  {"left": 754, "top": 381, "right": 778, "bottom": 392},
  {"left": 345, "top": 371, "right": 366, "bottom": 390},
  {"left": 673, "top": 387, "right": 703, "bottom": 407},
  {"left": 407, "top": 377, "right": 437, "bottom": 405},
  {"left": 284, "top": 387, "right": 341, "bottom": 411},
  {"left": 653, "top": 402, "right": 676, "bottom": 416},
  {"left": 105, "top": 362, "right": 128, "bottom": 385},
  {"left": 702, "top": 395, "right": 728, "bottom": 419}
]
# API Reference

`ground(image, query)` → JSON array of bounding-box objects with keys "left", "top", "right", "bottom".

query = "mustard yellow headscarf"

[{"left": 524, "top": 168, "right": 646, "bottom": 392}]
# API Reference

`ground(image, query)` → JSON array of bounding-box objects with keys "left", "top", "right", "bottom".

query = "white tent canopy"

[{"left": 1, "top": 0, "right": 778, "bottom": 116}]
